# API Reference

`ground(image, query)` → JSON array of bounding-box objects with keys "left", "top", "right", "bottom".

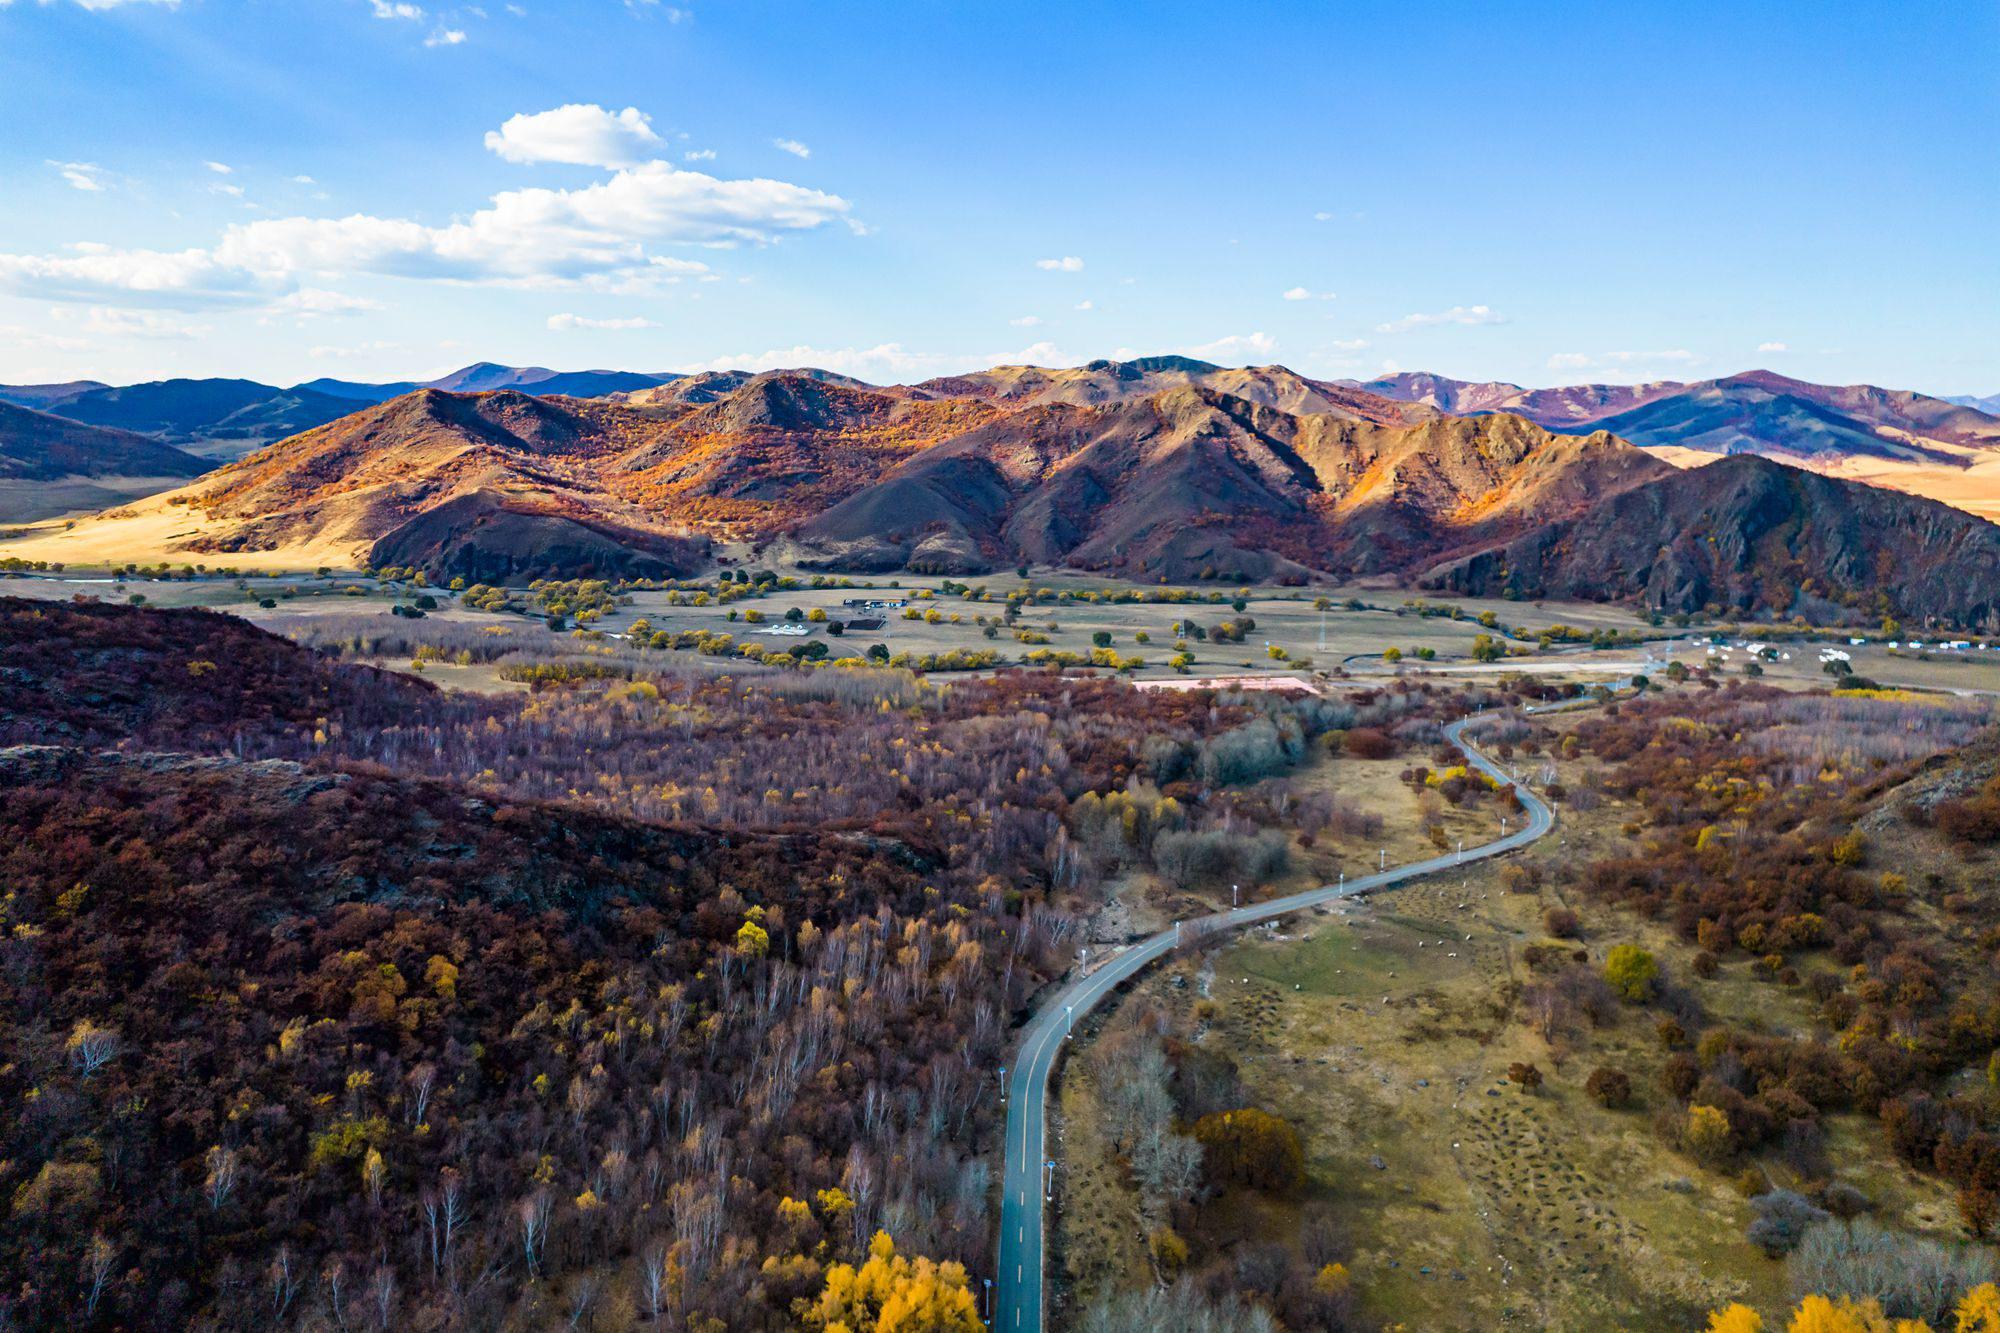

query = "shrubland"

[{"left": 0, "top": 596, "right": 1381, "bottom": 1329}]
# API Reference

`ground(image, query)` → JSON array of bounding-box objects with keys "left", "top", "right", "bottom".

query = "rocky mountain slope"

[
  {"left": 929, "top": 356, "right": 1426, "bottom": 425},
  {"left": 1365, "top": 368, "right": 2000, "bottom": 523},
  {"left": 1422, "top": 453, "right": 2000, "bottom": 625},
  {"left": 1365, "top": 369, "right": 2000, "bottom": 465},
  {"left": 8, "top": 357, "right": 1999, "bottom": 624}
]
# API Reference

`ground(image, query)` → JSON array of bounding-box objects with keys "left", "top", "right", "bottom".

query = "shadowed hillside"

[
  {"left": 8, "top": 361, "right": 2000, "bottom": 624},
  {"left": 1423, "top": 453, "right": 2000, "bottom": 624}
]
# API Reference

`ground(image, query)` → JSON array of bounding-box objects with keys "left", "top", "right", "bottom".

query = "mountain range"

[
  {"left": 9, "top": 359, "right": 2000, "bottom": 625},
  {"left": 0, "top": 364, "right": 697, "bottom": 462},
  {"left": 0, "top": 401, "right": 210, "bottom": 525},
  {"left": 1362, "top": 369, "right": 2000, "bottom": 520}
]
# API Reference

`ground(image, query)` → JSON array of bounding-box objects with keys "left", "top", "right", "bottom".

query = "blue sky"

[{"left": 1, "top": 0, "right": 1994, "bottom": 394}]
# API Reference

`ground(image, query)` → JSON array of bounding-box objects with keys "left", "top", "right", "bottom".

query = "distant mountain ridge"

[
  {"left": 4, "top": 378, "right": 360, "bottom": 462},
  {"left": 0, "top": 364, "right": 694, "bottom": 460},
  {"left": 0, "top": 401, "right": 207, "bottom": 483},
  {"left": 1362, "top": 368, "right": 2000, "bottom": 463},
  {"left": 0, "top": 380, "right": 110, "bottom": 411},
  {"left": 0, "top": 400, "right": 212, "bottom": 524},
  {"left": 9, "top": 359, "right": 1999, "bottom": 625}
]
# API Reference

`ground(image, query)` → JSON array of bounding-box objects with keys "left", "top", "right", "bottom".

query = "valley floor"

[{"left": 1048, "top": 696, "right": 1982, "bottom": 1331}]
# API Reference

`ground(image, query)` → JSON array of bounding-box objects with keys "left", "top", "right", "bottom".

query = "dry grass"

[{"left": 1053, "top": 703, "right": 1970, "bottom": 1329}]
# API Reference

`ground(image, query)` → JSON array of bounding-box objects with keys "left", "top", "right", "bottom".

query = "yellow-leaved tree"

[
  {"left": 802, "top": 1231, "right": 982, "bottom": 1333},
  {"left": 1959, "top": 1282, "right": 2000, "bottom": 1333},
  {"left": 1703, "top": 1282, "right": 2000, "bottom": 1333}
]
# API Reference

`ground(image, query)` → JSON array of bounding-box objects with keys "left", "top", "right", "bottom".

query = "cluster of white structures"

[
  {"left": 1879, "top": 639, "right": 1988, "bottom": 653},
  {"left": 1703, "top": 639, "right": 1788, "bottom": 666}
]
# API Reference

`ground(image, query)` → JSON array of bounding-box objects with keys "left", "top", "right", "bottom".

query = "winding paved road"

[{"left": 993, "top": 712, "right": 1557, "bottom": 1332}]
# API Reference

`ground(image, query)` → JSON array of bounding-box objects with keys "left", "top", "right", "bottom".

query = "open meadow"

[{"left": 11, "top": 562, "right": 2000, "bottom": 699}]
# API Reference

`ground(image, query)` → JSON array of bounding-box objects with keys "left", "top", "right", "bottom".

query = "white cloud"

[
  {"left": 1375, "top": 304, "right": 1505, "bottom": 333},
  {"left": 3, "top": 0, "right": 181, "bottom": 8},
  {"left": 1179, "top": 331, "right": 1275, "bottom": 362},
  {"left": 1545, "top": 349, "right": 1700, "bottom": 381},
  {"left": 689, "top": 339, "right": 1085, "bottom": 384},
  {"left": 1075, "top": 300, "right": 1093, "bottom": 311},
  {"left": 0, "top": 323, "right": 93, "bottom": 354},
  {"left": 272, "top": 287, "right": 383, "bottom": 318},
  {"left": 424, "top": 26, "right": 465, "bottom": 45},
  {"left": 204, "top": 160, "right": 233, "bottom": 175},
  {"left": 0, "top": 148, "right": 843, "bottom": 306},
  {"left": 1035, "top": 256, "right": 1084, "bottom": 272},
  {"left": 1757, "top": 340, "right": 1788, "bottom": 353},
  {"left": 486, "top": 104, "right": 660, "bottom": 169},
  {"left": 1009, "top": 315, "right": 1042, "bottom": 328},
  {"left": 0, "top": 244, "right": 263, "bottom": 306},
  {"left": 369, "top": 0, "right": 424, "bottom": 17},
  {"left": 51, "top": 305, "right": 210, "bottom": 340},
  {"left": 1111, "top": 332, "right": 1276, "bottom": 364},
  {"left": 771, "top": 138, "right": 811, "bottom": 159},
  {"left": 211, "top": 182, "right": 245, "bottom": 198},
  {"left": 547, "top": 312, "right": 658, "bottom": 330},
  {"left": 684, "top": 149, "right": 716, "bottom": 162},
  {"left": 1546, "top": 349, "right": 1697, "bottom": 370},
  {"left": 1326, "top": 338, "right": 1369, "bottom": 352},
  {"left": 1312, "top": 210, "right": 1333, "bottom": 221},
  {"left": 48, "top": 160, "right": 107, "bottom": 192},
  {"left": 1283, "top": 286, "right": 1334, "bottom": 301},
  {"left": 309, "top": 339, "right": 405, "bottom": 360},
  {"left": 291, "top": 174, "right": 318, "bottom": 185}
]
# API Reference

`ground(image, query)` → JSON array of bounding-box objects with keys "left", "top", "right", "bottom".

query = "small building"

[{"left": 842, "top": 598, "right": 907, "bottom": 611}]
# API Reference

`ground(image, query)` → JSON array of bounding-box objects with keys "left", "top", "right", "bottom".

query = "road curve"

[{"left": 993, "top": 713, "right": 1556, "bottom": 1332}]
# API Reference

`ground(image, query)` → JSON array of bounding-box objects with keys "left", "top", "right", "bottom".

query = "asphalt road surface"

[{"left": 993, "top": 712, "right": 1557, "bottom": 1332}]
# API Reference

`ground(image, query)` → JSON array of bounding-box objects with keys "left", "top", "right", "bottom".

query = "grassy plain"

[
  {"left": 1053, "top": 690, "right": 1967, "bottom": 1331},
  {"left": 9, "top": 564, "right": 2000, "bottom": 700}
]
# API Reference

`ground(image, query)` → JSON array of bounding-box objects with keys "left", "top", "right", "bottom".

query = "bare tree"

[
  {"left": 66, "top": 1019, "right": 121, "bottom": 1079},
  {"left": 268, "top": 1245, "right": 301, "bottom": 1323},
  {"left": 322, "top": 1257, "right": 351, "bottom": 1333},
  {"left": 518, "top": 1193, "right": 551, "bottom": 1279},
  {"left": 407, "top": 1062, "right": 438, "bottom": 1126},
  {"left": 367, "top": 1265, "right": 397, "bottom": 1331},
  {"left": 639, "top": 1238, "right": 671, "bottom": 1320},
  {"left": 1132, "top": 1127, "right": 1203, "bottom": 1216},
  {"left": 203, "top": 1145, "right": 241, "bottom": 1212},
  {"left": 565, "top": 1274, "right": 599, "bottom": 1328},
  {"left": 81, "top": 1234, "right": 116, "bottom": 1318},
  {"left": 1521, "top": 981, "right": 1574, "bottom": 1046}
]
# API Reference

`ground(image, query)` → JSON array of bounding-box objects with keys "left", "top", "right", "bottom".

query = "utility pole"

[
  {"left": 984, "top": 1278, "right": 993, "bottom": 1324},
  {"left": 1379, "top": 848, "right": 1386, "bottom": 871},
  {"left": 1232, "top": 883, "right": 1240, "bottom": 909}
]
